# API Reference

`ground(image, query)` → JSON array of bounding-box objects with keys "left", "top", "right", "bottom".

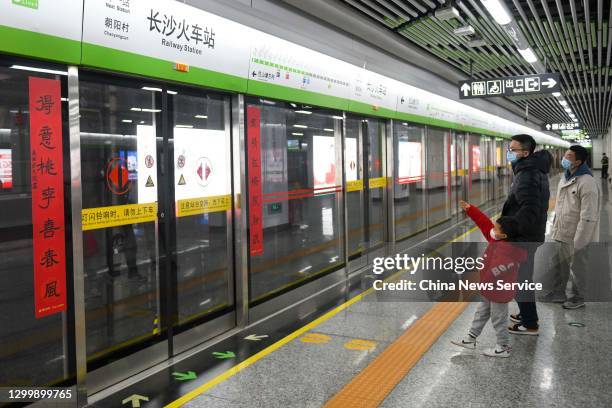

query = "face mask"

[
  {"left": 561, "top": 157, "right": 572, "bottom": 170},
  {"left": 490, "top": 229, "right": 506, "bottom": 241},
  {"left": 506, "top": 150, "right": 518, "bottom": 163}
]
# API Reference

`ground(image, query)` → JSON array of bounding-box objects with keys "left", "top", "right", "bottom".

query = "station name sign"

[{"left": 458, "top": 73, "right": 560, "bottom": 99}]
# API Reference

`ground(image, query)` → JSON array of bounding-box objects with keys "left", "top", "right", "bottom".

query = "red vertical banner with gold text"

[
  {"left": 247, "top": 106, "right": 263, "bottom": 256},
  {"left": 29, "top": 77, "right": 67, "bottom": 319}
]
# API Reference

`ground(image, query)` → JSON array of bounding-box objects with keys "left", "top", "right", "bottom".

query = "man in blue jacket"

[{"left": 502, "top": 134, "right": 551, "bottom": 335}]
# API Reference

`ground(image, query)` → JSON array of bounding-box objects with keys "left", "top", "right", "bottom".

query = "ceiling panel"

[{"left": 340, "top": 0, "right": 611, "bottom": 138}]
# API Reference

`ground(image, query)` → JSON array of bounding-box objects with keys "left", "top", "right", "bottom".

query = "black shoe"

[
  {"left": 510, "top": 313, "right": 522, "bottom": 323},
  {"left": 508, "top": 323, "right": 539, "bottom": 336}
]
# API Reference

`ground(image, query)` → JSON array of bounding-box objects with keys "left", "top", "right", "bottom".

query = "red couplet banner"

[
  {"left": 247, "top": 106, "right": 263, "bottom": 256},
  {"left": 29, "top": 77, "right": 67, "bottom": 319}
]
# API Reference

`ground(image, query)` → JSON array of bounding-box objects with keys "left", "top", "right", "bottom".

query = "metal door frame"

[
  {"left": 365, "top": 117, "right": 388, "bottom": 263},
  {"left": 70, "top": 69, "right": 238, "bottom": 397},
  {"left": 346, "top": 115, "right": 367, "bottom": 271},
  {"left": 169, "top": 86, "right": 237, "bottom": 355}
]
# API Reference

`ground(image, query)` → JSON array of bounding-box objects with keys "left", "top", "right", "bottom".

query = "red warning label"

[{"left": 106, "top": 157, "right": 131, "bottom": 195}]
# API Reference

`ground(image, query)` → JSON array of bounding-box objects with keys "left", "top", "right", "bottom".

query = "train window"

[
  {"left": 394, "top": 122, "right": 426, "bottom": 240},
  {"left": 79, "top": 78, "right": 162, "bottom": 364},
  {"left": 0, "top": 61, "right": 74, "bottom": 387},
  {"left": 426, "top": 127, "right": 452, "bottom": 229},
  {"left": 246, "top": 99, "right": 344, "bottom": 303}
]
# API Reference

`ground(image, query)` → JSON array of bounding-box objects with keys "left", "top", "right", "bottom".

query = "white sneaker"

[
  {"left": 451, "top": 334, "right": 477, "bottom": 349},
  {"left": 483, "top": 344, "right": 511, "bottom": 358}
]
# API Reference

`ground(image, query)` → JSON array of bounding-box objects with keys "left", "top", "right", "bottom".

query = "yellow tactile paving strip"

[{"left": 324, "top": 301, "right": 469, "bottom": 408}]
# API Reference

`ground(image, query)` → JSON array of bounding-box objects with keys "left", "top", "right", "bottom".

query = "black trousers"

[
  {"left": 516, "top": 246, "right": 539, "bottom": 328},
  {"left": 602, "top": 165, "right": 608, "bottom": 179}
]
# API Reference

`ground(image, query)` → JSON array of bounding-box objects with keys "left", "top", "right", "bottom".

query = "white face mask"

[{"left": 490, "top": 229, "right": 501, "bottom": 241}]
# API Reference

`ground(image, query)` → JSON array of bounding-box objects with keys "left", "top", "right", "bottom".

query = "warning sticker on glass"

[
  {"left": 82, "top": 203, "right": 158, "bottom": 231},
  {"left": 346, "top": 179, "right": 364, "bottom": 192},
  {"left": 176, "top": 194, "right": 232, "bottom": 218},
  {"left": 369, "top": 177, "right": 387, "bottom": 189}
]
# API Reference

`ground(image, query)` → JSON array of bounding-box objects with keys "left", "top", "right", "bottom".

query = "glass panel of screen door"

[{"left": 171, "top": 91, "right": 234, "bottom": 326}]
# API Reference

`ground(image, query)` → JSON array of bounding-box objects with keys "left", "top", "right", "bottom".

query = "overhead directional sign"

[
  {"left": 542, "top": 122, "right": 582, "bottom": 131},
  {"left": 458, "top": 73, "right": 560, "bottom": 99}
]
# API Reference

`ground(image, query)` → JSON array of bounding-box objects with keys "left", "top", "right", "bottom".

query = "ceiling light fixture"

[
  {"left": 453, "top": 26, "right": 476, "bottom": 36},
  {"left": 293, "top": 124, "right": 308, "bottom": 128},
  {"left": 10, "top": 65, "right": 67, "bottom": 76},
  {"left": 295, "top": 110, "right": 312, "bottom": 115},
  {"left": 467, "top": 38, "right": 487, "bottom": 48},
  {"left": 480, "top": 0, "right": 512, "bottom": 25},
  {"left": 435, "top": 6, "right": 460, "bottom": 21},
  {"left": 518, "top": 47, "right": 538, "bottom": 63}
]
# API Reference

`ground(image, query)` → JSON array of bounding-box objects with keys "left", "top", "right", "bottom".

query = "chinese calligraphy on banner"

[
  {"left": 29, "top": 77, "right": 67, "bottom": 319},
  {"left": 247, "top": 106, "right": 263, "bottom": 256}
]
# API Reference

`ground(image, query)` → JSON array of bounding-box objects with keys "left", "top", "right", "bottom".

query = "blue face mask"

[
  {"left": 506, "top": 150, "right": 518, "bottom": 163},
  {"left": 561, "top": 157, "right": 573, "bottom": 170}
]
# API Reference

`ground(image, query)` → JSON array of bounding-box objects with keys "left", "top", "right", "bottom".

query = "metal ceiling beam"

[
  {"left": 277, "top": 0, "right": 540, "bottom": 122},
  {"left": 392, "top": 0, "right": 426, "bottom": 15},
  {"left": 344, "top": 0, "right": 396, "bottom": 27},
  {"left": 373, "top": 0, "right": 418, "bottom": 19},
  {"left": 569, "top": 0, "right": 602, "bottom": 133},
  {"left": 604, "top": 3, "right": 612, "bottom": 129},
  {"left": 521, "top": 0, "right": 595, "bottom": 132}
]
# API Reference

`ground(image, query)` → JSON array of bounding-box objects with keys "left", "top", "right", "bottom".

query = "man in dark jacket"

[{"left": 502, "top": 134, "right": 551, "bottom": 335}]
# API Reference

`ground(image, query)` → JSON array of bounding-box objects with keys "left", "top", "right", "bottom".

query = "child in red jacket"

[{"left": 451, "top": 200, "right": 527, "bottom": 358}]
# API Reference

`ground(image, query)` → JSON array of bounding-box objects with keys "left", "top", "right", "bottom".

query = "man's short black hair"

[
  {"left": 511, "top": 134, "right": 537, "bottom": 153},
  {"left": 569, "top": 145, "right": 589, "bottom": 163}
]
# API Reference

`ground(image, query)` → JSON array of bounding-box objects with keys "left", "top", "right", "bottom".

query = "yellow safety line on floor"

[
  {"left": 165, "top": 222, "right": 481, "bottom": 407},
  {"left": 323, "top": 301, "right": 470, "bottom": 408}
]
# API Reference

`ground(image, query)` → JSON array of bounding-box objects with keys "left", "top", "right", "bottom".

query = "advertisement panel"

[
  {"left": 398, "top": 141, "right": 422, "bottom": 183},
  {"left": 313, "top": 135, "right": 336, "bottom": 189},
  {"left": 472, "top": 145, "right": 481, "bottom": 172},
  {"left": 0, "top": 149, "right": 12, "bottom": 189}
]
